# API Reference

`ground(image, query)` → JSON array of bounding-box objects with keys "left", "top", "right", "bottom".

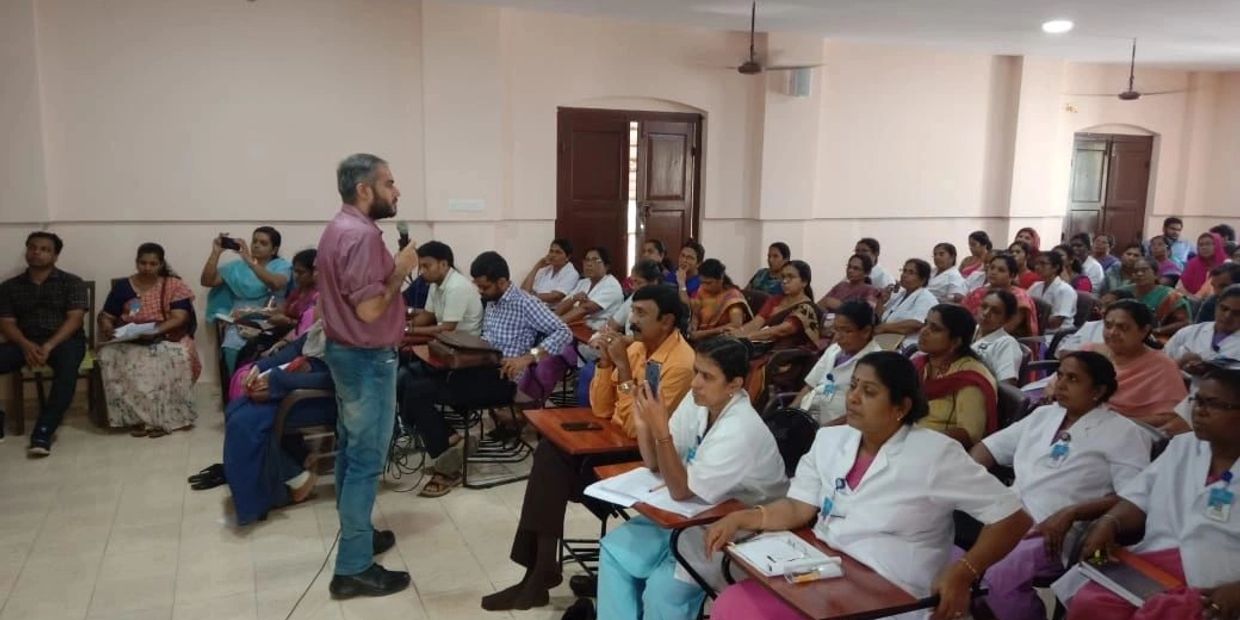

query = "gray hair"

[{"left": 337, "top": 153, "right": 388, "bottom": 204}]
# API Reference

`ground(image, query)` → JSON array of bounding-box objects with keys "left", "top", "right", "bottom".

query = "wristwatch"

[
  {"left": 617, "top": 380, "right": 636, "bottom": 395},
  {"left": 529, "top": 346, "right": 543, "bottom": 362}
]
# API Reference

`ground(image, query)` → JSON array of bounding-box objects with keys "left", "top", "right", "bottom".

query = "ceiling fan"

[
  {"left": 734, "top": 1, "right": 821, "bottom": 75},
  {"left": 1073, "top": 38, "right": 1183, "bottom": 101}
]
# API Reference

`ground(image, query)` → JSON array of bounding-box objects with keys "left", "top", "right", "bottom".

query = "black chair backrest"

[
  {"left": 996, "top": 381, "right": 1032, "bottom": 429},
  {"left": 742, "top": 289, "right": 769, "bottom": 319},
  {"left": 1074, "top": 292, "right": 1099, "bottom": 328},
  {"left": 1032, "top": 297, "right": 1053, "bottom": 335},
  {"left": 763, "top": 407, "right": 818, "bottom": 478}
]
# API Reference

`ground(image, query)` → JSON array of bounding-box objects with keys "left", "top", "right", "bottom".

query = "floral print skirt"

[{"left": 99, "top": 339, "right": 198, "bottom": 431}]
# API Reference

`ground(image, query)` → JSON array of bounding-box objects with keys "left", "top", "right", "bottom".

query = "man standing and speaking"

[{"left": 317, "top": 153, "right": 418, "bottom": 598}]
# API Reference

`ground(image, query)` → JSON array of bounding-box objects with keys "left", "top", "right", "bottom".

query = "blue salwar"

[{"left": 598, "top": 516, "right": 708, "bottom": 620}]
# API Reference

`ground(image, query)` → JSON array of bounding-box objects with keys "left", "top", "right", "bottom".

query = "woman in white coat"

[
  {"left": 874, "top": 259, "right": 939, "bottom": 350},
  {"left": 589, "top": 337, "right": 789, "bottom": 620},
  {"left": 969, "top": 351, "right": 1152, "bottom": 620},
  {"left": 707, "top": 351, "right": 1032, "bottom": 620},
  {"left": 1054, "top": 363, "right": 1240, "bottom": 620},
  {"left": 794, "top": 300, "right": 884, "bottom": 424}
]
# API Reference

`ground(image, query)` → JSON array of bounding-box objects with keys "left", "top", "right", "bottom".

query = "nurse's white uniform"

[
  {"left": 798, "top": 340, "right": 884, "bottom": 424},
  {"left": 787, "top": 425, "right": 1024, "bottom": 618},
  {"left": 1052, "top": 434, "right": 1240, "bottom": 603}
]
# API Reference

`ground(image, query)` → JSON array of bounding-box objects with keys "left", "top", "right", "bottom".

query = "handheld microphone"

[{"left": 396, "top": 220, "right": 410, "bottom": 250}]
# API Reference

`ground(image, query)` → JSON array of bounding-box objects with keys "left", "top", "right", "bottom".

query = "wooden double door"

[
  {"left": 556, "top": 107, "right": 702, "bottom": 276},
  {"left": 1065, "top": 133, "right": 1154, "bottom": 246}
]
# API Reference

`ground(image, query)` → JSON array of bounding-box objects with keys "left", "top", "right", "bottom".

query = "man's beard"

[{"left": 370, "top": 197, "right": 397, "bottom": 220}]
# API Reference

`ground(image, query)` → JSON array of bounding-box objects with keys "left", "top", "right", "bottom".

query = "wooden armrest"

[{"left": 273, "top": 388, "right": 335, "bottom": 438}]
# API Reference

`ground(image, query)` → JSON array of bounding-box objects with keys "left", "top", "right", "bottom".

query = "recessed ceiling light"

[{"left": 1042, "top": 20, "right": 1074, "bottom": 34}]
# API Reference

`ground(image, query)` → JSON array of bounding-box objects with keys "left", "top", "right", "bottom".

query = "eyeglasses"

[
  {"left": 583, "top": 257, "right": 603, "bottom": 264},
  {"left": 1189, "top": 395, "right": 1240, "bottom": 413}
]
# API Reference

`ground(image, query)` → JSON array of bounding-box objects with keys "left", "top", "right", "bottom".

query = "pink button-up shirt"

[{"left": 316, "top": 204, "right": 406, "bottom": 348}]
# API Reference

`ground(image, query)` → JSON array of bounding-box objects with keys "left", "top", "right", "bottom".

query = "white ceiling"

[{"left": 452, "top": 0, "right": 1240, "bottom": 70}]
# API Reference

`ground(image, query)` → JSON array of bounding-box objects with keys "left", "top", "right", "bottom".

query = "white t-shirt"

[
  {"left": 927, "top": 267, "right": 968, "bottom": 302},
  {"left": 611, "top": 296, "right": 634, "bottom": 335},
  {"left": 427, "top": 269, "right": 483, "bottom": 336},
  {"left": 880, "top": 286, "right": 938, "bottom": 349},
  {"left": 981, "top": 404, "right": 1151, "bottom": 522},
  {"left": 799, "top": 339, "right": 884, "bottom": 423},
  {"left": 667, "top": 392, "right": 789, "bottom": 506},
  {"left": 1081, "top": 256, "right": 1105, "bottom": 291},
  {"left": 567, "top": 274, "right": 625, "bottom": 330},
  {"left": 869, "top": 264, "right": 895, "bottom": 290},
  {"left": 532, "top": 263, "right": 580, "bottom": 296},
  {"left": 788, "top": 426, "right": 1023, "bottom": 599},
  {"left": 1027, "top": 278, "right": 1077, "bottom": 330},
  {"left": 972, "top": 328, "right": 1022, "bottom": 383},
  {"left": 1056, "top": 320, "right": 1104, "bottom": 355}
]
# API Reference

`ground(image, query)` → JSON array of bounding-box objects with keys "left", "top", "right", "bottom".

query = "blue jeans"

[
  {"left": 323, "top": 341, "right": 398, "bottom": 576},
  {"left": 0, "top": 337, "right": 86, "bottom": 436}
]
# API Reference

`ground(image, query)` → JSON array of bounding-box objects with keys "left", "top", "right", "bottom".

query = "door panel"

[
  {"left": 556, "top": 110, "right": 629, "bottom": 277},
  {"left": 1101, "top": 136, "right": 1153, "bottom": 246},
  {"left": 638, "top": 120, "right": 698, "bottom": 256},
  {"left": 1066, "top": 137, "right": 1108, "bottom": 240}
]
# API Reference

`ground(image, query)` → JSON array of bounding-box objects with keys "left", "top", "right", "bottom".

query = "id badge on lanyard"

[
  {"left": 1206, "top": 471, "right": 1235, "bottom": 523},
  {"left": 1048, "top": 431, "right": 1071, "bottom": 469},
  {"left": 685, "top": 434, "right": 701, "bottom": 465},
  {"left": 820, "top": 478, "right": 846, "bottom": 523}
]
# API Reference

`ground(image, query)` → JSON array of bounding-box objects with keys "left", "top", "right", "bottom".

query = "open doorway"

[
  {"left": 555, "top": 107, "right": 702, "bottom": 276},
  {"left": 1064, "top": 132, "right": 1154, "bottom": 245}
]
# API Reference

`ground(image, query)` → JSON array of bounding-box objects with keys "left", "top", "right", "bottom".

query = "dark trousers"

[
  {"left": 510, "top": 440, "right": 630, "bottom": 569},
  {"left": 398, "top": 365, "right": 516, "bottom": 459},
  {"left": 0, "top": 337, "right": 87, "bottom": 435}
]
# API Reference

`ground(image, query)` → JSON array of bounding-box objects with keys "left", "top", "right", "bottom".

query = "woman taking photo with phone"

[{"left": 200, "top": 226, "right": 291, "bottom": 373}]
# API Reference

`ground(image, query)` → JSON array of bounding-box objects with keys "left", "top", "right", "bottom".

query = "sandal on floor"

[
  {"left": 418, "top": 472, "right": 462, "bottom": 498},
  {"left": 146, "top": 429, "right": 169, "bottom": 438},
  {"left": 190, "top": 472, "right": 226, "bottom": 491}
]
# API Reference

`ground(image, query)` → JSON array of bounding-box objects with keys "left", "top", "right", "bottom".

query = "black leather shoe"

[
  {"left": 328, "top": 564, "right": 411, "bottom": 599},
  {"left": 569, "top": 574, "right": 596, "bottom": 598},
  {"left": 373, "top": 530, "right": 396, "bottom": 555},
  {"left": 561, "top": 598, "right": 596, "bottom": 620}
]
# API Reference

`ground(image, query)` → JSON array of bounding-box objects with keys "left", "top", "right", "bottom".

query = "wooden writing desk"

[
  {"left": 525, "top": 407, "right": 638, "bottom": 456},
  {"left": 728, "top": 528, "right": 932, "bottom": 620}
]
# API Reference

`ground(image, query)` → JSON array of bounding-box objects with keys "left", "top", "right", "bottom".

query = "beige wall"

[{"left": 3, "top": 0, "right": 1238, "bottom": 382}]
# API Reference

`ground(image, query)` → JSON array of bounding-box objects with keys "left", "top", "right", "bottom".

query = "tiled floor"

[{"left": 0, "top": 386, "right": 600, "bottom": 620}]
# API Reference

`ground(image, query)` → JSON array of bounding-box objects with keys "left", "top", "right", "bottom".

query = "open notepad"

[
  {"left": 584, "top": 466, "right": 720, "bottom": 518},
  {"left": 100, "top": 322, "right": 160, "bottom": 345},
  {"left": 729, "top": 531, "right": 843, "bottom": 578}
]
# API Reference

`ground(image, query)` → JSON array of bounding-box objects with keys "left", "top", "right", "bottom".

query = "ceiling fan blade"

[
  {"left": 1065, "top": 93, "right": 1122, "bottom": 97},
  {"left": 747, "top": 1, "right": 758, "bottom": 64},
  {"left": 1139, "top": 90, "right": 1185, "bottom": 96},
  {"left": 766, "top": 64, "right": 823, "bottom": 71}
]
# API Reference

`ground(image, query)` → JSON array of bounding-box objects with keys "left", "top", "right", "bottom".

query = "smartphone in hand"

[
  {"left": 645, "top": 360, "right": 662, "bottom": 398},
  {"left": 218, "top": 234, "right": 241, "bottom": 251}
]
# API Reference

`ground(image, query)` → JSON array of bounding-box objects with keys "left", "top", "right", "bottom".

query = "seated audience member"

[
  {"left": 970, "top": 351, "right": 1152, "bottom": 620},
  {"left": 973, "top": 289, "right": 1023, "bottom": 385},
  {"left": 1015, "top": 226, "right": 1043, "bottom": 256},
  {"left": 264, "top": 249, "right": 320, "bottom": 350},
  {"left": 1053, "top": 364, "right": 1240, "bottom": 619},
  {"left": 964, "top": 253, "right": 1040, "bottom": 337},
  {"left": 734, "top": 261, "right": 821, "bottom": 400},
  {"left": 1057, "top": 289, "right": 1135, "bottom": 356},
  {"left": 223, "top": 325, "right": 333, "bottom": 525},
  {"left": 913, "top": 304, "right": 999, "bottom": 447},
  {"left": 406, "top": 241, "right": 483, "bottom": 338},
  {"left": 1102, "top": 242, "right": 1142, "bottom": 293},
  {"left": 1178, "top": 231, "right": 1227, "bottom": 300},
  {"left": 0, "top": 232, "right": 88, "bottom": 456},
  {"left": 667, "top": 239, "right": 706, "bottom": 303},
  {"left": 853, "top": 237, "right": 893, "bottom": 289},
  {"left": 688, "top": 259, "right": 751, "bottom": 341},
  {"left": 574, "top": 259, "right": 668, "bottom": 405},
  {"left": 1028, "top": 251, "right": 1078, "bottom": 332},
  {"left": 1165, "top": 284, "right": 1240, "bottom": 389},
  {"left": 1070, "top": 233, "right": 1106, "bottom": 292},
  {"left": 556, "top": 247, "right": 624, "bottom": 331},
  {"left": 794, "top": 301, "right": 882, "bottom": 424},
  {"left": 1154, "top": 216, "right": 1192, "bottom": 269},
  {"left": 1092, "top": 233, "right": 1119, "bottom": 271},
  {"left": 98, "top": 242, "right": 200, "bottom": 437},
  {"left": 591, "top": 337, "right": 789, "bottom": 620},
  {"left": 929, "top": 242, "right": 970, "bottom": 303},
  {"left": 1078, "top": 300, "right": 1188, "bottom": 434},
  {"left": 637, "top": 239, "right": 674, "bottom": 280},
  {"left": 1008, "top": 241, "right": 1041, "bottom": 289},
  {"left": 745, "top": 242, "right": 790, "bottom": 296},
  {"left": 1147, "top": 235, "right": 1182, "bottom": 278},
  {"left": 1054, "top": 245, "right": 1094, "bottom": 293},
  {"left": 706, "top": 352, "right": 1031, "bottom": 620},
  {"left": 401, "top": 251, "right": 572, "bottom": 498},
  {"left": 402, "top": 274, "right": 431, "bottom": 310},
  {"left": 1122, "top": 257, "right": 1191, "bottom": 340},
  {"left": 201, "top": 226, "right": 292, "bottom": 373},
  {"left": 874, "top": 258, "right": 938, "bottom": 349},
  {"left": 961, "top": 230, "right": 994, "bottom": 289},
  {"left": 1211, "top": 223, "right": 1237, "bottom": 245},
  {"left": 481, "top": 284, "right": 694, "bottom": 612},
  {"left": 521, "top": 238, "right": 579, "bottom": 305},
  {"left": 816, "top": 253, "right": 879, "bottom": 311},
  {"left": 1196, "top": 264, "right": 1240, "bottom": 323}
]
